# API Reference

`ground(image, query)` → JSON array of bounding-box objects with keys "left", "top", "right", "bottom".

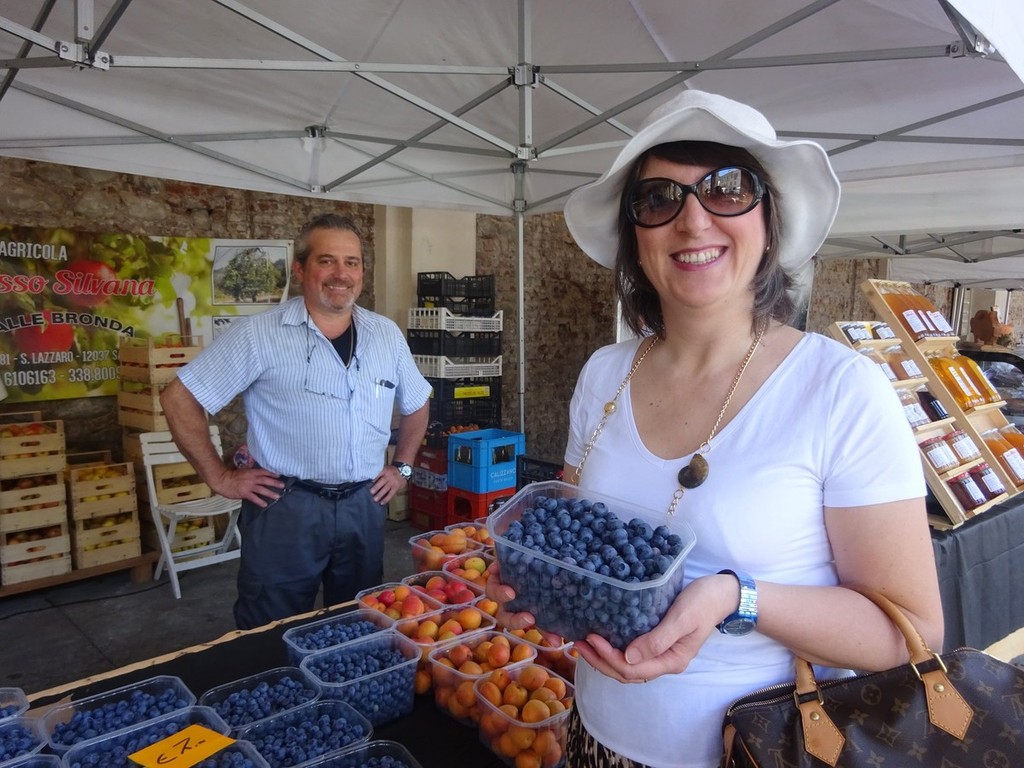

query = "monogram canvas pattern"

[{"left": 725, "top": 649, "right": 1024, "bottom": 767}]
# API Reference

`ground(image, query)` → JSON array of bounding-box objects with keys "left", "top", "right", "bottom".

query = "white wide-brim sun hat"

[{"left": 563, "top": 90, "right": 841, "bottom": 272}]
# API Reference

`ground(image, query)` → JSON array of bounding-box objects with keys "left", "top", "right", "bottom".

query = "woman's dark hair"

[
  {"left": 615, "top": 141, "right": 792, "bottom": 338},
  {"left": 294, "top": 213, "right": 364, "bottom": 265}
]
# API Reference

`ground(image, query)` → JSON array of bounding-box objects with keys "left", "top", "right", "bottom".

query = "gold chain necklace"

[{"left": 574, "top": 325, "right": 766, "bottom": 516}]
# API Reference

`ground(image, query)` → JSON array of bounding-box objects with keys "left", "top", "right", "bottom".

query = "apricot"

[
  {"left": 542, "top": 676, "right": 567, "bottom": 699},
  {"left": 529, "top": 687, "right": 557, "bottom": 704},
  {"left": 474, "top": 640, "right": 494, "bottom": 664},
  {"left": 518, "top": 665, "right": 550, "bottom": 692},
  {"left": 455, "top": 679, "right": 478, "bottom": 708},
  {"left": 521, "top": 698, "right": 552, "bottom": 724},
  {"left": 485, "top": 641, "right": 511, "bottom": 668},
  {"left": 488, "top": 668, "right": 513, "bottom": 691},
  {"left": 448, "top": 695, "right": 470, "bottom": 720},
  {"left": 508, "top": 724, "right": 537, "bottom": 751},
  {"left": 457, "top": 606, "right": 483, "bottom": 631},
  {"left": 414, "top": 668, "right": 432, "bottom": 694},
  {"left": 515, "top": 751, "right": 542, "bottom": 768},
  {"left": 532, "top": 730, "right": 559, "bottom": 761},
  {"left": 447, "top": 643, "right": 474, "bottom": 668},
  {"left": 458, "top": 660, "right": 484, "bottom": 676},
  {"left": 480, "top": 710, "right": 510, "bottom": 737},
  {"left": 503, "top": 682, "right": 529, "bottom": 710},
  {"left": 511, "top": 643, "right": 534, "bottom": 663},
  {"left": 546, "top": 700, "right": 567, "bottom": 717},
  {"left": 497, "top": 732, "right": 520, "bottom": 759},
  {"left": 394, "top": 584, "right": 411, "bottom": 600},
  {"left": 478, "top": 680, "right": 503, "bottom": 708}
]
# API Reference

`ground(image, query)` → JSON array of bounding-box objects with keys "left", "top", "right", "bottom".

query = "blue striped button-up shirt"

[{"left": 178, "top": 297, "right": 430, "bottom": 483}]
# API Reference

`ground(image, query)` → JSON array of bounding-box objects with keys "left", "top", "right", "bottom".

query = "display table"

[
  {"left": 931, "top": 492, "right": 1024, "bottom": 652},
  {"left": 27, "top": 602, "right": 503, "bottom": 768}
]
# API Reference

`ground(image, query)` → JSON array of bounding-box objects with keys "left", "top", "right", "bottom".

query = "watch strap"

[{"left": 717, "top": 568, "right": 758, "bottom": 635}]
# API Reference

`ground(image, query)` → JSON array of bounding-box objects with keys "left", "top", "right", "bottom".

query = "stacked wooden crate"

[
  {"left": 64, "top": 451, "right": 141, "bottom": 569},
  {"left": 0, "top": 413, "right": 70, "bottom": 585}
]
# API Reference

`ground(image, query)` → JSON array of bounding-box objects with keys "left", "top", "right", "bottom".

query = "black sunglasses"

[{"left": 626, "top": 166, "right": 766, "bottom": 227}]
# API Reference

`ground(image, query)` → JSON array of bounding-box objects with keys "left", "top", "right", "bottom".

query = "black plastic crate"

[
  {"left": 427, "top": 376, "right": 501, "bottom": 403},
  {"left": 416, "top": 272, "right": 495, "bottom": 299},
  {"left": 516, "top": 455, "right": 564, "bottom": 490},
  {"left": 407, "top": 329, "right": 502, "bottom": 358},
  {"left": 416, "top": 295, "right": 496, "bottom": 317},
  {"left": 429, "top": 397, "right": 501, "bottom": 425}
]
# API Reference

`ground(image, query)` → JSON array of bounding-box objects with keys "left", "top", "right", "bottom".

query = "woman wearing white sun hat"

[{"left": 492, "top": 90, "right": 944, "bottom": 767}]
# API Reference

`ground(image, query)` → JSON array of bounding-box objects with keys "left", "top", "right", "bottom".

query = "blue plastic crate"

[
  {"left": 448, "top": 460, "right": 519, "bottom": 494},
  {"left": 447, "top": 429, "right": 525, "bottom": 469}
]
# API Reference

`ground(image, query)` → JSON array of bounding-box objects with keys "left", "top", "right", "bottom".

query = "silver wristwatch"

[
  {"left": 717, "top": 569, "right": 758, "bottom": 636},
  {"left": 391, "top": 460, "right": 413, "bottom": 480}
]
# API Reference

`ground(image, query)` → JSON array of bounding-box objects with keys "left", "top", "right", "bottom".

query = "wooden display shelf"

[
  {"left": 831, "top": 305, "right": 1015, "bottom": 530},
  {"left": 0, "top": 550, "right": 159, "bottom": 598}
]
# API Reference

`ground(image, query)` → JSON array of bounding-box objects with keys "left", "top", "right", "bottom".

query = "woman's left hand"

[{"left": 574, "top": 573, "right": 734, "bottom": 683}]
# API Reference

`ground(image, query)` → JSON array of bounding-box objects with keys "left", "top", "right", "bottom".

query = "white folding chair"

[{"left": 139, "top": 427, "right": 242, "bottom": 599}]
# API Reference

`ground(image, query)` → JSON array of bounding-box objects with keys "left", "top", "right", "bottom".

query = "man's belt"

[{"left": 285, "top": 477, "right": 371, "bottom": 500}]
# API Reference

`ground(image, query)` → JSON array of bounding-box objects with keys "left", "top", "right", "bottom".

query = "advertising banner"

[{"left": 0, "top": 225, "right": 291, "bottom": 403}]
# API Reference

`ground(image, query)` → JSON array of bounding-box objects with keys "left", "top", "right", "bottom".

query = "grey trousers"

[{"left": 233, "top": 483, "right": 385, "bottom": 630}]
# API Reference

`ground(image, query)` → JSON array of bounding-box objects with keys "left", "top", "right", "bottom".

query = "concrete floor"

[{"left": 0, "top": 517, "right": 422, "bottom": 697}]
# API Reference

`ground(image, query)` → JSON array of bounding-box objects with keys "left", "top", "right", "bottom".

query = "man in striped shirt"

[{"left": 161, "top": 213, "right": 430, "bottom": 629}]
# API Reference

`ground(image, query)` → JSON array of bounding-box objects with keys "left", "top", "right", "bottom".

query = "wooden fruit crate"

[
  {"left": 1, "top": 522, "right": 70, "bottom": 566},
  {"left": 141, "top": 517, "right": 215, "bottom": 553},
  {"left": 0, "top": 418, "right": 66, "bottom": 480},
  {"left": 63, "top": 451, "right": 114, "bottom": 481},
  {"left": 118, "top": 335, "right": 201, "bottom": 385},
  {"left": 67, "top": 462, "right": 137, "bottom": 521},
  {"left": 1, "top": 554, "right": 71, "bottom": 586},
  {"left": 117, "top": 405, "right": 169, "bottom": 432},
  {"left": 141, "top": 462, "right": 211, "bottom": 505},
  {"left": 72, "top": 512, "right": 142, "bottom": 569},
  {"left": 0, "top": 503, "right": 67, "bottom": 535},
  {"left": 1, "top": 473, "right": 65, "bottom": 521}
]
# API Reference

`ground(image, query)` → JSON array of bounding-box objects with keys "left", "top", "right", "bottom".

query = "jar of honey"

[
  {"left": 928, "top": 352, "right": 986, "bottom": 410},
  {"left": 981, "top": 428, "right": 1024, "bottom": 486},
  {"left": 858, "top": 347, "right": 897, "bottom": 382},
  {"left": 960, "top": 357, "right": 1002, "bottom": 404},
  {"left": 871, "top": 322, "right": 897, "bottom": 340},
  {"left": 882, "top": 345, "right": 923, "bottom": 381}
]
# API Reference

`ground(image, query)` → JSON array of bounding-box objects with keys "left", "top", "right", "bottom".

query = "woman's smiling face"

[{"left": 634, "top": 155, "right": 768, "bottom": 313}]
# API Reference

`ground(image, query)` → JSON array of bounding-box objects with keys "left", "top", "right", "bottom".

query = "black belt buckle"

[{"left": 292, "top": 478, "right": 368, "bottom": 500}]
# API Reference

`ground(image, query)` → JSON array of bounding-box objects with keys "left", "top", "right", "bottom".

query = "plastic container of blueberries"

[
  {"left": 41, "top": 674, "right": 195, "bottom": 754},
  {"left": 198, "top": 665, "right": 323, "bottom": 732},
  {"left": 300, "top": 631, "right": 420, "bottom": 727},
  {"left": 487, "top": 480, "right": 697, "bottom": 650},
  {"left": 302, "top": 739, "right": 425, "bottom": 768},
  {"left": 0, "top": 689, "right": 29, "bottom": 726},
  {"left": 281, "top": 609, "right": 394, "bottom": 666},
  {"left": 59, "top": 706, "right": 229, "bottom": 768},
  {"left": 0, "top": 716, "right": 45, "bottom": 766},
  {"left": 0, "top": 755, "right": 61, "bottom": 768},
  {"left": 236, "top": 699, "right": 372, "bottom": 768}
]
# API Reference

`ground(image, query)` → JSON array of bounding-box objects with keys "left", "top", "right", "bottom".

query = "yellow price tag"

[
  {"left": 453, "top": 385, "right": 490, "bottom": 399},
  {"left": 129, "top": 724, "right": 235, "bottom": 768}
]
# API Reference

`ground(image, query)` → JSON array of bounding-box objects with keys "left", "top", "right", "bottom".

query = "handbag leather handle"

[{"left": 791, "top": 587, "right": 973, "bottom": 766}]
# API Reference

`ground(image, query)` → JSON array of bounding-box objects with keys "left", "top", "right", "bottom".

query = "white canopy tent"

[{"left": 2, "top": 0, "right": 1024, "bottom": 422}]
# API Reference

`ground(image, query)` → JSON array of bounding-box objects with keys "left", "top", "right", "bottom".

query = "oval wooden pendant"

[{"left": 678, "top": 454, "right": 709, "bottom": 489}]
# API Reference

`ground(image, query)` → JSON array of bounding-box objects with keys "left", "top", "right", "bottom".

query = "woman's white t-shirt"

[{"left": 563, "top": 332, "right": 926, "bottom": 768}]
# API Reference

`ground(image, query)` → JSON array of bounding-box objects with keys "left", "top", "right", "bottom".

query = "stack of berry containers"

[
  {"left": 41, "top": 675, "right": 196, "bottom": 757},
  {"left": 198, "top": 666, "right": 323, "bottom": 732},
  {"left": 299, "top": 632, "right": 420, "bottom": 727},
  {"left": 59, "top": 706, "right": 233, "bottom": 768},
  {"left": 281, "top": 609, "right": 394, "bottom": 666},
  {"left": 235, "top": 699, "right": 372, "bottom": 767}
]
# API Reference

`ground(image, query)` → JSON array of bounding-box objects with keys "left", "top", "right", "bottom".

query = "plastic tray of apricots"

[
  {"left": 408, "top": 528, "right": 485, "bottom": 572},
  {"left": 401, "top": 570, "right": 483, "bottom": 606},
  {"left": 0, "top": 417, "right": 66, "bottom": 480},
  {"left": 474, "top": 662, "right": 574, "bottom": 768},
  {"left": 356, "top": 582, "right": 444, "bottom": 623},
  {"left": 67, "top": 462, "right": 136, "bottom": 521},
  {"left": 0, "top": 473, "right": 67, "bottom": 534},
  {"left": 442, "top": 549, "right": 496, "bottom": 590},
  {"left": 446, "top": 520, "right": 494, "bottom": 550},
  {"left": 395, "top": 603, "right": 498, "bottom": 694},
  {"left": 427, "top": 630, "right": 537, "bottom": 727}
]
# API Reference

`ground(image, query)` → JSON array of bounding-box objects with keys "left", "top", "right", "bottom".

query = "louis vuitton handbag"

[{"left": 721, "top": 587, "right": 1024, "bottom": 767}]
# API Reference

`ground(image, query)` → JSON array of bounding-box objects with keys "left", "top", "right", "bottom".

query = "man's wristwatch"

[
  {"left": 716, "top": 569, "right": 758, "bottom": 636},
  {"left": 391, "top": 460, "right": 413, "bottom": 480}
]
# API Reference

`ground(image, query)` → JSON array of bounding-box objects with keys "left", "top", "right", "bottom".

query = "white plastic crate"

[
  {"left": 414, "top": 355, "right": 502, "bottom": 379},
  {"left": 407, "top": 308, "right": 503, "bottom": 333}
]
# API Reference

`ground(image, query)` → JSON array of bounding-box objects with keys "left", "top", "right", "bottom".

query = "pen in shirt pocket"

[{"left": 375, "top": 379, "right": 396, "bottom": 389}]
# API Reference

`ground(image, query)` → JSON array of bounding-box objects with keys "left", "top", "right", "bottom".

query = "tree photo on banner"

[{"left": 0, "top": 225, "right": 291, "bottom": 404}]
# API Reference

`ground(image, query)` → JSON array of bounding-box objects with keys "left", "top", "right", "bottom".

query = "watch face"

[
  {"left": 396, "top": 463, "right": 412, "bottom": 479},
  {"left": 721, "top": 617, "right": 756, "bottom": 636}
]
